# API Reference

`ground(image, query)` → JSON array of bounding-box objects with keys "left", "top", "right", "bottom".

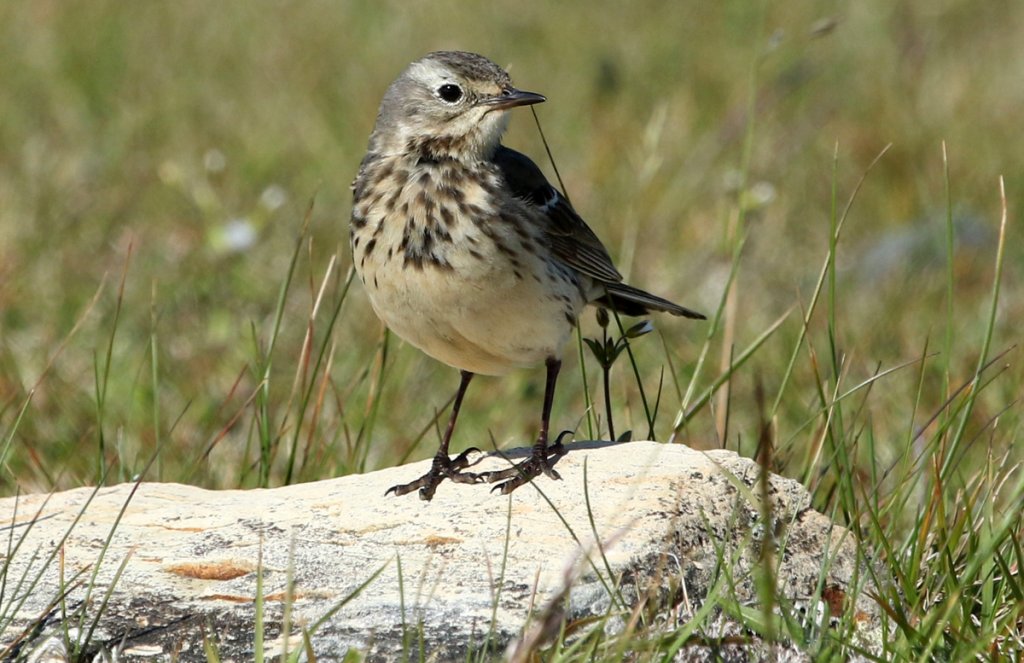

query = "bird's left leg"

[
  {"left": 482, "top": 357, "right": 568, "bottom": 494},
  {"left": 386, "top": 370, "right": 483, "bottom": 500}
]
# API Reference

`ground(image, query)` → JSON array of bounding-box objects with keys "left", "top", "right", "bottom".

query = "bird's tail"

[{"left": 592, "top": 282, "right": 706, "bottom": 319}]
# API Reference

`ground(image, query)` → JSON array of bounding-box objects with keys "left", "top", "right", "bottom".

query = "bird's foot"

[
  {"left": 386, "top": 447, "right": 484, "bottom": 501},
  {"left": 480, "top": 430, "right": 572, "bottom": 495}
]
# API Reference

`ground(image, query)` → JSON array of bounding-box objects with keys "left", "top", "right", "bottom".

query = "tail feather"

[{"left": 592, "top": 282, "right": 706, "bottom": 320}]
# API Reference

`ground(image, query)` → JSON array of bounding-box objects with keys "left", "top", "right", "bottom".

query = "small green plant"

[{"left": 583, "top": 308, "right": 657, "bottom": 442}]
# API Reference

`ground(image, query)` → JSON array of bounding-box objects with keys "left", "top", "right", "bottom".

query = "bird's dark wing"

[{"left": 492, "top": 146, "right": 623, "bottom": 283}]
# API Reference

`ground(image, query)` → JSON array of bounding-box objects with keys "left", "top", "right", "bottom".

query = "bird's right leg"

[
  {"left": 480, "top": 357, "right": 567, "bottom": 494},
  {"left": 386, "top": 370, "right": 483, "bottom": 501}
]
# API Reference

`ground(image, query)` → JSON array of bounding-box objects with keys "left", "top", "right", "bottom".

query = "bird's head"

[{"left": 368, "top": 51, "right": 545, "bottom": 163}]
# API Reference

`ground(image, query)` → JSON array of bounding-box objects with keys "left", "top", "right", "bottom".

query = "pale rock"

[{"left": 0, "top": 441, "right": 881, "bottom": 661}]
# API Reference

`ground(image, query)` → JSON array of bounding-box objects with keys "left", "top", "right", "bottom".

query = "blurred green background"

[{"left": 0, "top": 0, "right": 1020, "bottom": 495}]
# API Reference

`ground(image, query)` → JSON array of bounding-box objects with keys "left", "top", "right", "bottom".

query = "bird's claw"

[
  {"left": 482, "top": 436, "right": 570, "bottom": 494},
  {"left": 385, "top": 448, "right": 485, "bottom": 500},
  {"left": 451, "top": 447, "right": 482, "bottom": 470}
]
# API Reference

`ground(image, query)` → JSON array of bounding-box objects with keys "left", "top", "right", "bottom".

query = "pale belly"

[{"left": 362, "top": 250, "right": 586, "bottom": 376}]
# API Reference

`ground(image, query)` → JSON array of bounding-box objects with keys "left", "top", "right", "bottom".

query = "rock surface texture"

[{"left": 1, "top": 441, "right": 880, "bottom": 661}]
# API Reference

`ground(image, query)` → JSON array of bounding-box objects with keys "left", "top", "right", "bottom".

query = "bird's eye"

[{"left": 437, "top": 84, "right": 463, "bottom": 103}]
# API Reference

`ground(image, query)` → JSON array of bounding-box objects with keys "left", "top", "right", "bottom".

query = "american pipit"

[{"left": 351, "top": 51, "right": 704, "bottom": 500}]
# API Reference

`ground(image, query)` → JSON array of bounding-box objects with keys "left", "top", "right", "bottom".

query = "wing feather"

[
  {"left": 492, "top": 146, "right": 623, "bottom": 283},
  {"left": 491, "top": 145, "right": 705, "bottom": 321}
]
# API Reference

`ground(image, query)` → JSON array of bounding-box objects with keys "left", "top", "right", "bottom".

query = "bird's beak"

[{"left": 479, "top": 88, "right": 546, "bottom": 111}]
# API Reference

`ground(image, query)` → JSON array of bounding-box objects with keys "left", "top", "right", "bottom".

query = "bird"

[{"left": 350, "top": 51, "right": 704, "bottom": 500}]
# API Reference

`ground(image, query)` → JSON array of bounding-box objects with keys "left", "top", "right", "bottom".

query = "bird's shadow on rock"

[{"left": 473, "top": 437, "right": 622, "bottom": 468}]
